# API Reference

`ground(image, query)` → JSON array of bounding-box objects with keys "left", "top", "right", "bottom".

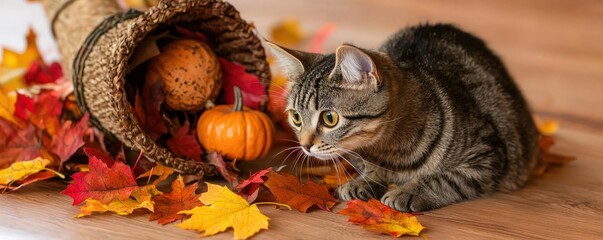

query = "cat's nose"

[{"left": 302, "top": 144, "right": 312, "bottom": 152}]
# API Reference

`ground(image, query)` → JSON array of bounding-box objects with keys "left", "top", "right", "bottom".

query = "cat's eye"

[
  {"left": 321, "top": 111, "right": 339, "bottom": 128},
  {"left": 289, "top": 110, "right": 302, "bottom": 126}
]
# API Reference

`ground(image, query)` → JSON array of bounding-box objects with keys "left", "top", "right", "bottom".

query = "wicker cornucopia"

[{"left": 42, "top": 0, "right": 271, "bottom": 177}]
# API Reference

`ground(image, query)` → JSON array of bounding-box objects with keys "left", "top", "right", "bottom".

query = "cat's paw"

[
  {"left": 338, "top": 180, "right": 385, "bottom": 201},
  {"left": 381, "top": 188, "right": 434, "bottom": 212}
]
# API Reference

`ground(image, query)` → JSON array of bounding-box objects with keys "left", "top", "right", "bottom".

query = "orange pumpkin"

[{"left": 197, "top": 87, "right": 275, "bottom": 161}]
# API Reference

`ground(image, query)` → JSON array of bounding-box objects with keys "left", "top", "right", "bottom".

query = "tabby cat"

[{"left": 267, "top": 24, "right": 539, "bottom": 212}]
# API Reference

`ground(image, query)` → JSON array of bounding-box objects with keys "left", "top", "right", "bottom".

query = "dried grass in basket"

[{"left": 42, "top": 0, "right": 271, "bottom": 177}]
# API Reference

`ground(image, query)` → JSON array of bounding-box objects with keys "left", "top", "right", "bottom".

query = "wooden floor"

[{"left": 2, "top": 0, "right": 603, "bottom": 239}]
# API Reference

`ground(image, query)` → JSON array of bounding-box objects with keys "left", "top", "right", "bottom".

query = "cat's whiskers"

[
  {"left": 335, "top": 146, "right": 400, "bottom": 174},
  {"left": 334, "top": 151, "right": 388, "bottom": 193}
]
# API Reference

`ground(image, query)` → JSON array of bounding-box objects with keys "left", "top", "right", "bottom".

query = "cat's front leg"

[
  {"left": 338, "top": 178, "right": 387, "bottom": 201},
  {"left": 338, "top": 167, "right": 388, "bottom": 201},
  {"left": 381, "top": 171, "right": 492, "bottom": 212}
]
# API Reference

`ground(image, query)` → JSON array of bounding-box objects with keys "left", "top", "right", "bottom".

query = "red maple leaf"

[
  {"left": 51, "top": 113, "right": 89, "bottom": 165},
  {"left": 207, "top": 151, "right": 238, "bottom": 186},
  {"left": 264, "top": 171, "right": 338, "bottom": 212},
  {"left": 83, "top": 147, "right": 115, "bottom": 167},
  {"left": 166, "top": 120, "right": 203, "bottom": 162},
  {"left": 30, "top": 92, "right": 63, "bottom": 134},
  {"left": 62, "top": 156, "right": 138, "bottom": 205},
  {"left": 219, "top": 58, "right": 267, "bottom": 110},
  {"left": 133, "top": 79, "right": 167, "bottom": 140},
  {"left": 14, "top": 93, "right": 34, "bottom": 120},
  {"left": 150, "top": 175, "right": 202, "bottom": 225},
  {"left": 24, "top": 61, "right": 63, "bottom": 85},
  {"left": 0, "top": 118, "right": 43, "bottom": 167},
  {"left": 234, "top": 168, "right": 271, "bottom": 203}
]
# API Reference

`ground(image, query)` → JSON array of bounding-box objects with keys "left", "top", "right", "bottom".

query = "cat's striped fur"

[{"left": 268, "top": 24, "right": 540, "bottom": 212}]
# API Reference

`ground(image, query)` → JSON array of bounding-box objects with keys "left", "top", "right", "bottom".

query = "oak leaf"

[
  {"left": 150, "top": 175, "right": 202, "bottom": 224},
  {"left": 338, "top": 199, "right": 425, "bottom": 237},
  {"left": 264, "top": 171, "right": 337, "bottom": 212},
  {"left": 76, "top": 185, "right": 161, "bottom": 217},
  {"left": 62, "top": 156, "right": 138, "bottom": 205},
  {"left": 178, "top": 183, "right": 272, "bottom": 240},
  {"left": 234, "top": 168, "right": 271, "bottom": 203}
]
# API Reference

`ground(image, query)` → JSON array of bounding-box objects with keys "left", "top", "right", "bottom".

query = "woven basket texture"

[{"left": 42, "top": 0, "right": 271, "bottom": 175}]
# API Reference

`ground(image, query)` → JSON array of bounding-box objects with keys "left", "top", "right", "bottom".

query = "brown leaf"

[{"left": 264, "top": 171, "right": 337, "bottom": 212}]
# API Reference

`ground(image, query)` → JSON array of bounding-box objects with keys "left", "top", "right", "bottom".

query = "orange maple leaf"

[
  {"left": 264, "top": 171, "right": 338, "bottom": 212},
  {"left": 339, "top": 199, "right": 425, "bottom": 237},
  {"left": 150, "top": 175, "right": 202, "bottom": 225}
]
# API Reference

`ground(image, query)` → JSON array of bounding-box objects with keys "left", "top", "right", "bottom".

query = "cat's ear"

[
  {"left": 330, "top": 44, "right": 381, "bottom": 91},
  {"left": 266, "top": 41, "right": 320, "bottom": 81}
]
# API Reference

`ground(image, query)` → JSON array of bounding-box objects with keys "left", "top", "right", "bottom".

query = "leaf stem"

[
  {"left": 254, "top": 202, "right": 292, "bottom": 210},
  {"left": 44, "top": 168, "right": 65, "bottom": 179}
]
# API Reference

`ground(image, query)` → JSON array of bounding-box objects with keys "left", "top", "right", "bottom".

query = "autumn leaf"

[
  {"left": 0, "top": 117, "right": 44, "bottom": 167},
  {"left": 30, "top": 91, "right": 63, "bottom": 135},
  {"left": 270, "top": 19, "right": 305, "bottom": 47},
  {"left": 133, "top": 78, "right": 167, "bottom": 140},
  {"left": 1, "top": 28, "right": 41, "bottom": 69},
  {"left": 339, "top": 199, "right": 425, "bottom": 237},
  {"left": 1, "top": 171, "right": 58, "bottom": 192},
  {"left": 14, "top": 93, "right": 34, "bottom": 120},
  {"left": 179, "top": 183, "right": 289, "bottom": 240},
  {"left": 532, "top": 118, "right": 576, "bottom": 176},
  {"left": 264, "top": 171, "right": 338, "bottom": 212},
  {"left": 150, "top": 175, "right": 202, "bottom": 224},
  {"left": 235, "top": 168, "right": 271, "bottom": 203},
  {"left": 166, "top": 119, "right": 203, "bottom": 163},
  {"left": 24, "top": 61, "right": 63, "bottom": 85},
  {"left": 77, "top": 185, "right": 161, "bottom": 217},
  {"left": 1, "top": 27, "right": 41, "bottom": 94},
  {"left": 62, "top": 156, "right": 138, "bottom": 205},
  {"left": 207, "top": 151, "right": 238, "bottom": 186},
  {"left": 51, "top": 113, "right": 90, "bottom": 165},
  {"left": 0, "top": 157, "right": 60, "bottom": 185},
  {"left": 137, "top": 163, "right": 174, "bottom": 185},
  {"left": 219, "top": 58, "right": 267, "bottom": 110},
  {"left": 0, "top": 91, "right": 18, "bottom": 124},
  {"left": 83, "top": 147, "right": 115, "bottom": 167}
]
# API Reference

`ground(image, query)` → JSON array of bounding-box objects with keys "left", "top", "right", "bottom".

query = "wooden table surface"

[{"left": 2, "top": 0, "right": 602, "bottom": 239}]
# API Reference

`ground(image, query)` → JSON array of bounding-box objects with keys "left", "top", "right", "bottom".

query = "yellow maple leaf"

[
  {"left": 178, "top": 183, "right": 290, "bottom": 240},
  {"left": 0, "top": 157, "right": 62, "bottom": 185},
  {"left": 76, "top": 185, "right": 162, "bottom": 217},
  {"left": 270, "top": 19, "right": 305, "bottom": 47},
  {"left": 0, "top": 27, "right": 42, "bottom": 94},
  {"left": 0, "top": 90, "right": 18, "bottom": 124},
  {"left": 1, "top": 28, "right": 42, "bottom": 69},
  {"left": 137, "top": 163, "right": 174, "bottom": 185}
]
